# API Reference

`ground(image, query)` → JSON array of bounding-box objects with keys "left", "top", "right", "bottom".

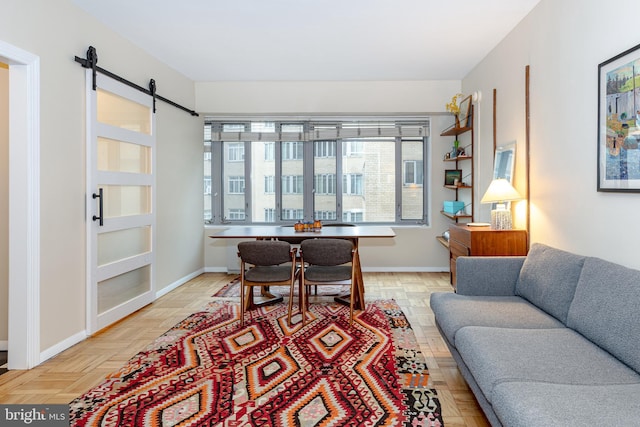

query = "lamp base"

[{"left": 490, "top": 209, "right": 512, "bottom": 230}]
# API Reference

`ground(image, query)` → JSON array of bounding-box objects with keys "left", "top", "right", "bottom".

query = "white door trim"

[{"left": 1, "top": 40, "right": 41, "bottom": 369}]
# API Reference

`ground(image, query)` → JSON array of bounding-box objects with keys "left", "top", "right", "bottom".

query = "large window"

[{"left": 204, "top": 119, "right": 429, "bottom": 224}]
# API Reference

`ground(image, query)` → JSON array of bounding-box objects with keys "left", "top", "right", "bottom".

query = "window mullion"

[
  {"left": 336, "top": 138, "right": 343, "bottom": 221},
  {"left": 423, "top": 136, "right": 429, "bottom": 224},
  {"left": 395, "top": 137, "right": 402, "bottom": 222},
  {"left": 303, "top": 139, "right": 314, "bottom": 221},
  {"left": 244, "top": 140, "right": 252, "bottom": 223},
  {"left": 212, "top": 140, "right": 223, "bottom": 223},
  {"left": 275, "top": 141, "right": 282, "bottom": 221}
]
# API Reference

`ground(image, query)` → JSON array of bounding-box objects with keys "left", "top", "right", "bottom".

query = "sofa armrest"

[{"left": 456, "top": 256, "right": 526, "bottom": 296}]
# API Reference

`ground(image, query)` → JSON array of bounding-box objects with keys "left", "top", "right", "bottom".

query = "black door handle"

[{"left": 92, "top": 188, "right": 104, "bottom": 226}]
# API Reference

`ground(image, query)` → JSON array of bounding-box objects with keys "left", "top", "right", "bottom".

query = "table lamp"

[{"left": 480, "top": 178, "right": 522, "bottom": 230}]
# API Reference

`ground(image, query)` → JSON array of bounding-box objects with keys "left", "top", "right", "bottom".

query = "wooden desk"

[
  {"left": 210, "top": 225, "right": 395, "bottom": 241},
  {"left": 448, "top": 224, "right": 528, "bottom": 289},
  {"left": 209, "top": 226, "right": 396, "bottom": 310}
]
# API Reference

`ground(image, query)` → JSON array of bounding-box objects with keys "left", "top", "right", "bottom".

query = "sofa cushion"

[
  {"left": 455, "top": 327, "right": 640, "bottom": 403},
  {"left": 455, "top": 256, "right": 525, "bottom": 296},
  {"left": 430, "top": 293, "right": 564, "bottom": 346},
  {"left": 515, "top": 243, "right": 585, "bottom": 323},
  {"left": 492, "top": 382, "right": 640, "bottom": 427},
  {"left": 567, "top": 257, "right": 640, "bottom": 373}
]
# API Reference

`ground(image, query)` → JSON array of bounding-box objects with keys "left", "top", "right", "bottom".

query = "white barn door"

[{"left": 86, "top": 71, "right": 156, "bottom": 334}]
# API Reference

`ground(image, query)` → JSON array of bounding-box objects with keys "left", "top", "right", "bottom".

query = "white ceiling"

[{"left": 72, "top": 0, "right": 541, "bottom": 82}]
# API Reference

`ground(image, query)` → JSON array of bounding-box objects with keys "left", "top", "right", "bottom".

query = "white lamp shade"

[{"left": 481, "top": 179, "right": 522, "bottom": 204}]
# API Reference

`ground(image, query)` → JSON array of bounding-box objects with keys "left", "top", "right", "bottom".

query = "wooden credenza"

[{"left": 448, "top": 224, "right": 528, "bottom": 288}]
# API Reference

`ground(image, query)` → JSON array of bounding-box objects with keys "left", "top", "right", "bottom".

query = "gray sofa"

[{"left": 430, "top": 243, "right": 640, "bottom": 426}]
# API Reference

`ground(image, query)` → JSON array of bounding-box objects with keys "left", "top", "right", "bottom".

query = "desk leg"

[
  {"left": 334, "top": 239, "right": 365, "bottom": 311},
  {"left": 244, "top": 287, "right": 284, "bottom": 310},
  {"left": 354, "top": 250, "right": 365, "bottom": 310}
]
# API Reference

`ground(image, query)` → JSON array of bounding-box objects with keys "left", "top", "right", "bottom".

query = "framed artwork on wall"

[
  {"left": 444, "top": 169, "right": 462, "bottom": 186},
  {"left": 457, "top": 95, "right": 472, "bottom": 129},
  {"left": 494, "top": 142, "right": 516, "bottom": 182},
  {"left": 598, "top": 42, "right": 640, "bottom": 192}
]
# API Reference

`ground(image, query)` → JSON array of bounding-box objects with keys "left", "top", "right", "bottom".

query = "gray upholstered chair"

[
  {"left": 297, "top": 238, "right": 358, "bottom": 325},
  {"left": 237, "top": 240, "right": 299, "bottom": 326}
]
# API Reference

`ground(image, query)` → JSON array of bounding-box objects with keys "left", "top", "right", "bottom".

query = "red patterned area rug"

[
  {"left": 213, "top": 276, "right": 350, "bottom": 298},
  {"left": 70, "top": 300, "right": 443, "bottom": 427}
]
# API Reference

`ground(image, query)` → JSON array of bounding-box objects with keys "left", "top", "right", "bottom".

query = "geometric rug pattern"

[{"left": 69, "top": 300, "right": 442, "bottom": 426}]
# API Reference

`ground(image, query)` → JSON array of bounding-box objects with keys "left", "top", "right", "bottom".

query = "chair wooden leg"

[
  {"left": 349, "top": 273, "right": 357, "bottom": 325},
  {"left": 300, "top": 276, "right": 307, "bottom": 326},
  {"left": 287, "top": 282, "right": 295, "bottom": 326},
  {"left": 240, "top": 282, "right": 245, "bottom": 326}
]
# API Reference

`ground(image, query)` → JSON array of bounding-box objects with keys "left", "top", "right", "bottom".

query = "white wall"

[
  {"left": 197, "top": 80, "right": 460, "bottom": 115},
  {"left": 0, "top": 0, "right": 202, "bottom": 357},
  {"left": 198, "top": 79, "right": 463, "bottom": 271},
  {"left": 463, "top": 0, "right": 640, "bottom": 269},
  {"left": 156, "top": 105, "right": 205, "bottom": 291}
]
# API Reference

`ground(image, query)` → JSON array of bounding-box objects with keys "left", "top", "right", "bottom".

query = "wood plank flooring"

[{"left": 0, "top": 272, "right": 489, "bottom": 426}]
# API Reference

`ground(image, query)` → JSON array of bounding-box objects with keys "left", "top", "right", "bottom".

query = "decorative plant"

[{"left": 446, "top": 93, "right": 464, "bottom": 114}]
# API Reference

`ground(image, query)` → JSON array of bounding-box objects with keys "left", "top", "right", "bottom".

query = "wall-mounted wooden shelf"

[
  {"left": 440, "top": 125, "right": 473, "bottom": 137},
  {"left": 444, "top": 184, "right": 472, "bottom": 190},
  {"left": 439, "top": 102, "right": 474, "bottom": 226},
  {"left": 443, "top": 156, "right": 472, "bottom": 163},
  {"left": 440, "top": 210, "right": 472, "bottom": 220},
  {"left": 436, "top": 235, "right": 449, "bottom": 249}
]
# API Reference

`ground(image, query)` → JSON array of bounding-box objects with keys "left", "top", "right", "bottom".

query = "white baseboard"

[
  {"left": 204, "top": 267, "right": 228, "bottom": 273},
  {"left": 0, "top": 340, "right": 7, "bottom": 351},
  {"left": 39, "top": 330, "right": 86, "bottom": 365},
  {"left": 361, "top": 266, "right": 449, "bottom": 273},
  {"left": 156, "top": 268, "right": 205, "bottom": 299}
]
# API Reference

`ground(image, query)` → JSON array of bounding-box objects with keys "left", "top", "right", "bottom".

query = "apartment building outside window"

[
  {"left": 228, "top": 176, "right": 245, "bottom": 194},
  {"left": 204, "top": 119, "right": 429, "bottom": 224},
  {"left": 404, "top": 160, "right": 424, "bottom": 186},
  {"left": 227, "top": 143, "right": 244, "bottom": 162}
]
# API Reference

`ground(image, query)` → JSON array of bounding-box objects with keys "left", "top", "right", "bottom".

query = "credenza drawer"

[
  {"left": 449, "top": 239, "right": 470, "bottom": 258},
  {"left": 449, "top": 225, "right": 471, "bottom": 248}
]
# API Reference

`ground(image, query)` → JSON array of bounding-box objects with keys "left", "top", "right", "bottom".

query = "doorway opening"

[{"left": 0, "top": 39, "right": 41, "bottom": 370}]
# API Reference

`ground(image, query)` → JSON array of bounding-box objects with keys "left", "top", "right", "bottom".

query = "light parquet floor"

[{"left": 0, "top": 272, "right": 489, "bottom": 426}]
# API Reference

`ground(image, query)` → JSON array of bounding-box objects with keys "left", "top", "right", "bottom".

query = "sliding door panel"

[{"left": 86, "top": 72, "right": 156, "bottom": 333}]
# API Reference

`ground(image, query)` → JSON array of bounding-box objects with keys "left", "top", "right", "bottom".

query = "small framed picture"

[
  {"left": 444, "top": 169, "right": 462, "bottom": 186},
  {"left": 457, "top": 95, "right": 472, "bottom": 128}
]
